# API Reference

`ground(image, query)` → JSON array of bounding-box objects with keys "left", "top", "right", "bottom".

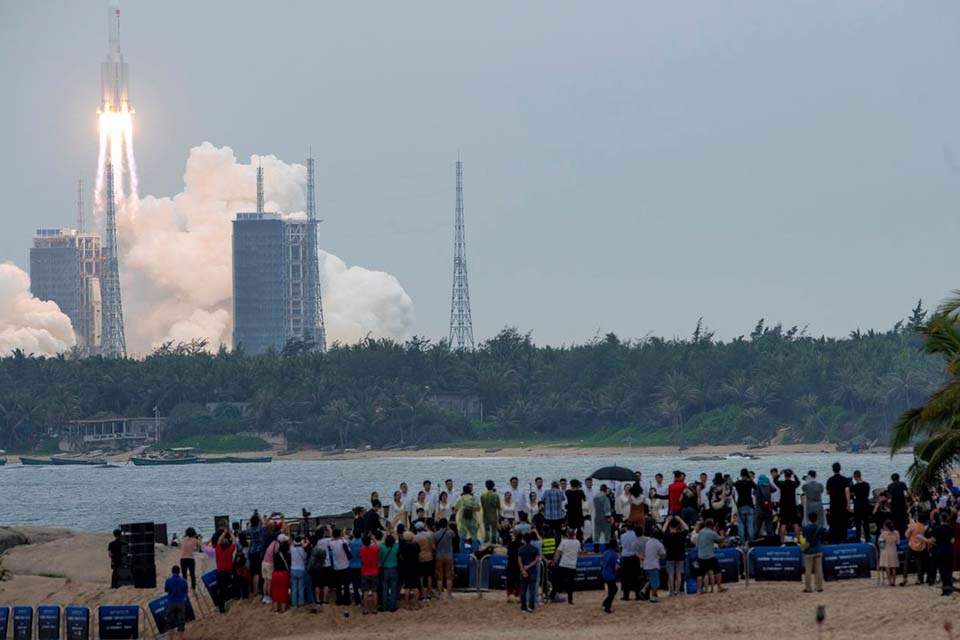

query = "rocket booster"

[{"left": 100, "top": 0, "right": 130, "bottom": 113}]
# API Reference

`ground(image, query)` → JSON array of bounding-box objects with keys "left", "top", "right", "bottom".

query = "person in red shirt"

[
  {"left": 214, "top": 529, "right": 236, "bottom": 613},
  {"left": 668, "top": 471, "right": 687, "bottom": 516},
  {"left": 358, "top": 534, "right": 380, "bottom": 614}
]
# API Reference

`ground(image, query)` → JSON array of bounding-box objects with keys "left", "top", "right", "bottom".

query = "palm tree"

[{"left": 890, "top": 297, "right": 960, "bottom": 490}]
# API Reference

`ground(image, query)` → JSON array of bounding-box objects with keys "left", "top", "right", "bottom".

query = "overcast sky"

[{"left": 2, "top": 1, "right": 959, "bottom": 346}]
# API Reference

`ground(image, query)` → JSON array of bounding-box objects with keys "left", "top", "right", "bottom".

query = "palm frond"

[
  {"left": 907, "top": 428, "right": 960, "bottom": 489},
  {"left": 890, "top": 406, "right": 924, "bottom": 453},
  {"left": 935, "top": 289, "right": 960, "bottom": 319}
]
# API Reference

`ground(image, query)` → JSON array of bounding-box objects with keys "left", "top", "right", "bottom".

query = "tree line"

[{"left": 0, "top": 301, "right": 944, "bottom": 453}]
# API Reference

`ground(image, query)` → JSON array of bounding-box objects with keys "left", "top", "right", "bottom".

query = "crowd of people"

[{"left": 150, "top": 462, "right": 960, "bottom": 624}]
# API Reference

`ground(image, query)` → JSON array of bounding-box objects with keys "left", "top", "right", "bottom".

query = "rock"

[{"left": 0, "top": 527, "right": 29, "bottom": 555}]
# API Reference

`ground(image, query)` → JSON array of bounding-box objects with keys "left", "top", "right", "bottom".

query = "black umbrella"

[{"left": 588, "top": 465, "right": 636, "bottom": 482}]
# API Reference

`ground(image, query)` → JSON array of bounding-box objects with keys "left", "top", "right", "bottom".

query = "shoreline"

[{"left": 273, "top": 442, "right": 892, "bottom": 461}]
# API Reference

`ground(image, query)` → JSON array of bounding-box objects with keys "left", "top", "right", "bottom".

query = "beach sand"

[
  {"left": 0, "top": 528, "right": 953, "bottom": 639},
  {"left": 278, "top": 442, "right": 869, "bottom": 462}
]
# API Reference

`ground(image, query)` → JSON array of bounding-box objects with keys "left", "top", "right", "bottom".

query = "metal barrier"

[{"left": 745, "top": 542, "right": 877, "bottom": 583}]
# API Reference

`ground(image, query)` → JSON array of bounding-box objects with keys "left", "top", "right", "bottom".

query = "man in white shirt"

[
  {"left": 508, "top": 476, "right": 528, "bottom": 518},
  {"left": 549, "top": 528, "right": 581, "bottom": 604},
  {"left": 443, "top": 479, "right": 459, "bottom": 505},
  {"left": 422, "top": 480, "right": 438, "bottom": 513},
  {"left": 399, "top": 483, "right": 414, "bottom": 512},
  {"left": 640, "top": 535, "right": 667, "bottom": 603},
  {"left": 534, "top": 477, "right": 546, "bottom": 503},
  {"left": 583, "top": 478, "right": 595, "bottom": 537},
  {"left": 619, "top": 525, "right": 642, "bottom": 600}
]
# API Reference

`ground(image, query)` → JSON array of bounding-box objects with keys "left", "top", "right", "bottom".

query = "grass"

[{"left": 165, "top": 434, "right": 271, "bottom": 454}]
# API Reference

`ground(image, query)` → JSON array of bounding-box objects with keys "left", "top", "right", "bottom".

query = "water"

[{"left": 1, "top": 452, "right": 910, "bottom": 535}]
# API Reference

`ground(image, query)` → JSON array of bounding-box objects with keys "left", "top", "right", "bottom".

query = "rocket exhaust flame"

[{"left": 95, "top": 1, "right": 137, "bottom": 223}]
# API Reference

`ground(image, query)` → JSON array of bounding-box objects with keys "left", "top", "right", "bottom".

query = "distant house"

[
  {"left": 59, "top": 417, "right": 164, "bottom": 452},
  {"left": 428, "top": 392, "right": 482, "bottom": 421}
]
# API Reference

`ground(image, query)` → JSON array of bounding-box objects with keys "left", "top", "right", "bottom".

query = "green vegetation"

[
  {"left": 165, "top": 434, "right": 271, "bottom": 454},
  {"left": 0, "top": 301, "right": 944, "bottom": 453},
  {"left": 892, "top": 293, "right": 960, "bottom": 489}
]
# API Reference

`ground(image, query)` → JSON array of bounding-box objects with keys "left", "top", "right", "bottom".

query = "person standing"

[
  {"left": 641, "top": 531, "right": 666, "bottom": 603},
  {"left": 928, "top": 512, "right": 955, "bottom": 596},
  {"left": 518, "top": 532, "right": 541, "bottom": 613},
  {"left": 390, "top": 491, "right": 409, "bottom": 532},
  {"left": 455, "top": 484, "right": 481, "bottom": 548},
  {"left": 663, "top": 515, "right": 689, "bottom": 596},
  {"left": 695, "top": 519, "right": 725, "bottom": 594},
  {"left": 800, "top": 512, "right": 825, "bottom": 593},
  {"left": 539, "top": 481, "right": 564, "bottom": 540},
  {"left": 550, "top": 528, "right": 581, "bottom": 604},
  {"left": 433, "top": 518, "right": 455, "bottom": 600},
  {"left": 593, "top": 484, "right": 613, "bottom": 545},
  {"left": 214, "top": 529, "right": 236, "bottom": 613},
  {"left": 271, "top": 536, "right": 291, "bottom": 613},
  {"left": 358, "top": 534, "right": 380, "bottom": 614},
  {"left": 775, "top": 469, "right": 801, "bottom": 536},
  {"left": 480, "top": 480, "right": 502, "bottom": 545},
  {"left": 877, "top": 520, "right": 901, "bottom": 586},
  {"left": 668, "top": 471, "right": 686, "bottom": 517},
  {"left": 164, "top": 565, "right": 189, "bottom": 639},
  {"left": 179, "top": 527, "right": 202, "bottom": 591},
  {"left": 328, "top": 529, "right": 351, "bottom": 606},
  {"left": 851, "top": 470, "right": 872, "bottom": 542},
  {"left": 378, "top": 534, "right": 400, "bottom": 612},
  {"left": 108, "top": 529, "right": 123, "bottom": 589},
  {"left": 754, "top": 475, "right": 776, "bottom": 539},
  {"left": 887, "top": 473, "right": 911, "bottom": 536},
  {"left": 619, "top": 525, "right": 641, "bottom": 600},
  {"left": 801, "top": 470, "right": 825, "bottom": 527},
  {"left": 825, "top": 462, "right": 851, "bottom": 544},
  {"left": 289, "top": 536, "right": 308, "bottom": 608},
  {"left": 564, "top": 480, "right": 587, "bottom": 536},
  {"left": 600, "top": 541, "right": 620, "bottom": 614},
  {"left": 901, "top": 511, "right": 929, "bottom": 586},
  {"left": 509, "top": 477, "right": 528, "bottom": 521},
  {"left": 733, "top": 469, "right": 757, "bottom": 543}
]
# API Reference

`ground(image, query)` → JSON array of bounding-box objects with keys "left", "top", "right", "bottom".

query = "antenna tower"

[
  {"left": 76, "top": 179, "right": 85, "bottom": 232},
  {"left": 304, "top": 153, "right": 327, "bottom": 352},
  {"left": 448, "top": 158, "right": 475, "bottom": 350},
  {"left": 100, "top": 163, "right": 127, "bottom": 357},
  {"left": 256, "top": 163, "right": 264, "bottom": 213}
]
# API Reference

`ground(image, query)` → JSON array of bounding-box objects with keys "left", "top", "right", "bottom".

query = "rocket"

[{"left": 99, "top": 0, "right": 130, "bottom": 113}]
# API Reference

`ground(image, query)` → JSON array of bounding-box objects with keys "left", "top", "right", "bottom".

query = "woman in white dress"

[
  {"left": 502, "top": 491, "right": 517, "bottom": 523},
  {"left": 435, "top": 491, "right": 452, "bottom": 521},
  {"left": 390, "top": 491, "right": 409, "bottom": 531},
  {"left": 414, "top": 490, "right": 433, "bottom": 519},
  {"left": 616, "top": 484, "right": 632, "bottom": 522}
]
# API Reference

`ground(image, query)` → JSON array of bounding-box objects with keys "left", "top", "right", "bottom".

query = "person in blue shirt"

[
  {"left": 600, "top": 540, "right": 621, "bottom": 614},
  {"left": 348, "top": 532, "right": 364, "bottom": 605},
  {"left": 164, "top": 565, "right": 189, "bottom": 638}
]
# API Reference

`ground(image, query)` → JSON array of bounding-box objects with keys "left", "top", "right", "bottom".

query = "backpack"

[{"left": 308, "top": 545, "right": 327, "bottom": 573}]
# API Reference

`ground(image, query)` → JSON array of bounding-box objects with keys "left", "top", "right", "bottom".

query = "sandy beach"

[
  {"left": 0, "top": 527, "right": 954, "bottom": 640},
  {"left": 276, "top": 442, "right": 871, "bottom": 462}
]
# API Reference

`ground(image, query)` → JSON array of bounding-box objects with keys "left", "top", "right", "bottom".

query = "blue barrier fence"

[
  {"left": 12, "top": 606, "right": 32, "bottom": 640},
  {"left": 65, "top": 606, "right": 90, "bottom": 640},
  {"left": 747, "top": 542, "right": 877, "bottom": 582},
  {"left": 685, "top": 547, "right": 742, "bottom": 583},
  {"left": 147, "top": 595, "right": 196, "bottom": 635},
  {"left": 37, "top": 605, "right": 60, "bottom": 640},
  {"left": 0, "top": 607, "right": 7, "bottom": 640},
  {"left": 97, "top": 605, "right": 140, "bottom": 640}
]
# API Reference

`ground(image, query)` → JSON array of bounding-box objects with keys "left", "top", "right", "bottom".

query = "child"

[{"left": 600, "top": 541, "right": 620, "bottom": 613}]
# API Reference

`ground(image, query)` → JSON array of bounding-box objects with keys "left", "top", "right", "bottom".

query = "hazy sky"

[{"left": 2, "top": 1, "right": 959, "bottom": 346}]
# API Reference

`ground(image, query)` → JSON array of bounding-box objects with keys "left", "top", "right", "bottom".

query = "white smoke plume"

[
  {"left": 117, "top": 142, "right": 415, "bottom": 353},
  {"left": 0, "top": 263, "right": 76, "bottom": 356}
]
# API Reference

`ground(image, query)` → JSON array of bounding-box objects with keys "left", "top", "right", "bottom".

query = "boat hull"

[
  {"left": 19, "top": 457, "right": 52, "bottom": 465},
  {"left": 131, "top": 457, "right": 200, "bottom": 466},
  {"left": 225, "top": 456, "right": 272, "bottom": 464}
]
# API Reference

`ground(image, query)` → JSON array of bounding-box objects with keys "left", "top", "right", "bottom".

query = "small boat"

[
  {"left": 131, "top": 447, "right": 201, "bottom": 466},
  {"left": 19, "top": 457, "right": 52, "bottom": 465},
  {"left": 50, "top": 456, "right": 107, "bottom": 466},
  {"left": 131, "top": 456, "right": 200, "bottom": 466},
  {"left": 200, "top": 457, "right": 231, "bottom": 464},
  {"left": 224, "top": 456, "right": 272, "bottom": 464}
]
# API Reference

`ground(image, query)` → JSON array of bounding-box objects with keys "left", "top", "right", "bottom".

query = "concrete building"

[
  {"left": 30, "top": 228, "right": 103, "bottom": 354},
  {"left": 232, "top": 212, "right": 289, "bottom": 353},
  {"left": 59, "top": 417, "right": 163, "bottom": 452}
]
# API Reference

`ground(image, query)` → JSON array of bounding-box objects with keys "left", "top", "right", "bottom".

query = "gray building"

[
  {"left": 232, "top": 212, "right": 289, "bottom": 354},
  {"left": 30, "top": 228, "right": 102, "bottom": 354}
]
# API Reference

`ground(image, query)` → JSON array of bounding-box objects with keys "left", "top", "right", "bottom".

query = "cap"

[{"left": 414, "top": 522, "right": 425, "bottom": 531}]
